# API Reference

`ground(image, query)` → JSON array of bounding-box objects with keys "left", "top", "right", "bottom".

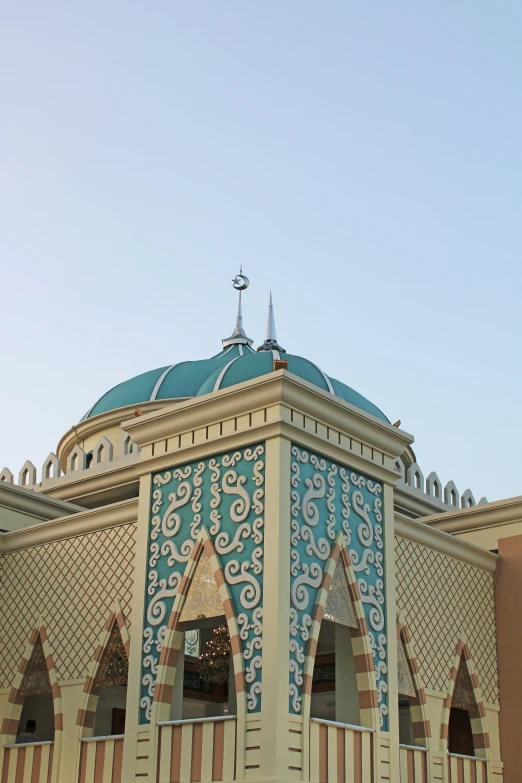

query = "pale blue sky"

[{"left": 1, "top": 2, "right": 521, "bottom": 502}]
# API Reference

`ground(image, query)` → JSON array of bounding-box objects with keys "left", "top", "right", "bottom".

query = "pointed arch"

[
  {"left": 396, "top": 612, "right": 431, "bottom": 745},
  {"left": 1, "top": 624, "right": 63, "bottom": 745},
  {"left": 301, "top": 532, "right": 379, "bottom": 730},
  {"left": 151, "top": 527, "right": 246, "bottom": 724},
  {"left": 440, "top": 637, "right": 490, "bottom": 758},
  {"left": 76, "top": 600, "right": 130, "bottom": 737}
]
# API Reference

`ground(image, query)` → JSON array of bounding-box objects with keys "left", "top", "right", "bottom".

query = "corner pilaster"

[
  {"left": 256, "top": 436, "right": 294, "bottom": 782},
  {"left": 379, "top": 481, "right": 400, "bottom": 782},
  {"left": 122, "top": 473, "right": 153, "bottom": 783}
]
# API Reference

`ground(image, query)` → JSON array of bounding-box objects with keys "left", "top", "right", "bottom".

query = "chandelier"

[{"left": 197, "top": 625, "right": 230, "bottom": 685}]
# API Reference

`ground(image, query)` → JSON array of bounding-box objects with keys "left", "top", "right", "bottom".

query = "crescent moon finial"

[
  {"left": 232, "top": 269, "right": 249, "bottom": 291},
  {"left": 222, "top": 268, "right": 253, "bottom": 348}
]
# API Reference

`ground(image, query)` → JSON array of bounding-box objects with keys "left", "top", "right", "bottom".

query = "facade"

[{"left": 0, "top": 285, "right": 517, "bottom": 783}]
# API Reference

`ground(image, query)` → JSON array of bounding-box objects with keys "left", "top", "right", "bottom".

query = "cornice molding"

[
  {"left": 0, "top": 498, "right": 138, "bottom": 554},
  {"left": 394, "top": 484, "right": 450, "bottom": 519},
  {"left": 36, "top": 373, "right": 413, "bottom": 506},
  {"left": 0, "top": 482, "right": 83, "bottom": 520},
  {"left": 395, "top": 512, "right": 498, "bottom": 573},
  {"left": 422, "top": 494, "right": 522, "bottom": 534},
  {"left": 38, "top": 455, "right": 140, "bottom": 504},
  {"left": 133, "top": 420, "right": 398, "bottom": 485},
  {"left": 124, "top": 370, "right": 413, "bottom": 458}
]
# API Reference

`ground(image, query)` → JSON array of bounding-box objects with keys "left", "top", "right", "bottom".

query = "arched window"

[
  {"left": 396, "top": 618, "right": 430, "bottom": 748},
  {"left": 77, "top": 607, "right": 130, "bottom": 738},
  {"left": 397, "top": 633, "right": 417, "bottom": 745},
  {"left": 448, "top": 656, "right": 477, "bottom": 757},
  {"left": 441, "top": 642, "right": 490, "bottom": 760},
  {"left": 0, "top": 629, "right": 61, "bottom": 782},
  {"left": 16, "top": 636, "right": 55, "bottom": 743},
  {"left": 152, "top": 535, "right": 247, "bottom": 730},
  {"left": 310, "top": 556, "right": 361, "bottom": 725},
  {"left": 170, "top": 554, "right": 236, "bottom": 720},
  {"left": 91, "top": 623, "right": 129, "bottom": 736}
]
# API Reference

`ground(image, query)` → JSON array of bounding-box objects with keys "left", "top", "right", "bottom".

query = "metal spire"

[
  {"left": 257, "top": 291, "right": 286, "bottom": 353},
  {"left": 222, "top": 266, "right": 254, "bottom": 348}
]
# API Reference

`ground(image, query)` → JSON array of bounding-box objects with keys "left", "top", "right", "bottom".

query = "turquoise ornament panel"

[
  {"left": 289, "top": 445, "right": 388, "bottom": 729},
  {"left": 141, "top": 445, "right": 265, "bottom": 724}
]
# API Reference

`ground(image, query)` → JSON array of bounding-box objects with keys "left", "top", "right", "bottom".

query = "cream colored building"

[{"left": 0, "top": 288, "right": 516, "bottom": 783}]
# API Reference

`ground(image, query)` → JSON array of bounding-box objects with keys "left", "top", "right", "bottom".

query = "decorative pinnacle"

[
  {"left": 257, "top": 292, "right": 286, "bottom": 353},
  {"left": 222, "top": 266, "right": 254, "bottom": 348}
]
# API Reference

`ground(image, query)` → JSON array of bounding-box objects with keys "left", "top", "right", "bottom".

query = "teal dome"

[{"left": 82, "top": 343, "right": 388, "bottom": 423}]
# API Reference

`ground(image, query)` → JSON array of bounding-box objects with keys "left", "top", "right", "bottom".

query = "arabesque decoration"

[
  {"left": 141, "top": 445, "right": 265, "bottom": 723},
  {"left": 289, "top": 445, "right": 388, "bottom": 728},
  {"left": 179, "top": 554, "right": 225, "bottom": 623},
  {"left": 323, "top": 557, "right": 358, "bottom": 628},
  {"left": 19, "top": 637, "right": 51, "bottom": 697},
  {"left": 452, "top": 656, "right": 476, "bottom": 711},
  {"left": 93, "top": 624, "right": 128, "bottom": 690}
]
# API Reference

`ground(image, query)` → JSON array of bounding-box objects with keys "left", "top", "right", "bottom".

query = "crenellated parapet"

[
  {"left": 394, "top": 458, "right": 487, "bottom": 511},
  {"left": 0, "top": 434, "right": 141, "bottom": 491}
]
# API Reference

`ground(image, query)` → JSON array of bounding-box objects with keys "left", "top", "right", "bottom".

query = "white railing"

[
  {"left": 157, "top": 716, "right": 237, "bottom": 783},
  {"left": 78, "top": 735, "right": 124, "bottom": 783},
  {"left": 1, "top": 740, "right": 54, "bottom": 782},
  {"left": 309, "top": 718, "right": 374, "bottom": 783},
  {"left": 399, "top": 744, "right": 428, "bottom": 782}
]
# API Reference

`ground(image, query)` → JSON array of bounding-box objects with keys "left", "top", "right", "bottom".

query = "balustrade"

[
  {"left": 1, "top": 741, "right": 54, "bottom": 781},
  {"left": 309, "top": 718, "right": 374, "bottom": 783},
  {"left": 156, "top": 716, "right": 237, "bottom": 783},
  {"left": 399, "top": 744, "right": 427, "bottom": 782},
  {"left": 78, "top": 735, "right": 124, "bottom": 783},
  {"left": 447, "top": 752, "right": 487, "bottom": 782}
]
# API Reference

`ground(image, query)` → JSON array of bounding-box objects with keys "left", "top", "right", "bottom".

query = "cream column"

[
  {"left": 122, "top": 472, "right": 153, "bottom": 783},
  {"left": 382, "top": 480, "right": 400, "bottom": 782},
  {"left": 258, "top": 435, "right": 293, "bottom": 781}
]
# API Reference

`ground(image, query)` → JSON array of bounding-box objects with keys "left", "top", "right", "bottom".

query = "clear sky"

[{"left": 1, "top": 2, "right": 521, "bottom": 502}]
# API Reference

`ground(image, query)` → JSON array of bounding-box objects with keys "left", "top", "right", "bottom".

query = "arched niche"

[
  {"left": 93, "top": 436, "right": 114, "bottom": 467},
  {"left": 76, "top": 602, "right": 130, "bottom": 738},
  {"left": 42, "top": 453, "right": 61, "bottom": 482},
  {"left": 67, "top": 445, "right": 86, "bottom": 473},
  {"left": 151, "top": 529, "right": 247, "bottom": 725},
  {"left": 18, "top": 460, "right": 37, "bottom": 488},
  {"left": 441, "top": 639, "right": 490, "bottom": 759},
  {"left": 122, "top": 434, "right": 138, "bottom": 457},
  {"left": 396, "top": 614, "right": 431, "bottom": 747},
  {"left": 301, "top": 533, "right": 379, "bottom": 731},
  {"left": 0, "top": 467, "right": 14, "bottom": 483},
  {"left": 1, "top": 626, "right": 63, "bottom": 748},
  {"left": 406, "top": 462, "right": 424, "bottom": 492}
]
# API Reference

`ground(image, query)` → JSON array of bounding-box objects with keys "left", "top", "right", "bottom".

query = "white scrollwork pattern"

[
  {"left": 289, "top": 445, "right": 388, "bottom": 729},
  {"left": 141, "top": 446, "right": 265, "bottom": 724}
]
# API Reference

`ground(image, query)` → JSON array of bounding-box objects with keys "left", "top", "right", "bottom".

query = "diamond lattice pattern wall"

[
  {"left": 0, "top": 523, "right": 136, "bottom": 689},
  {"left": 395, "top": 536, "right": 499, "bottom": 705}
]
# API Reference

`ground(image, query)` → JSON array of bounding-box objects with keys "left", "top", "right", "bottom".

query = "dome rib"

[
  {"left": 81, "top": 345, "right": 388, "bottom": 423},
  {"left": 214, "top": 356, "right": 241, "bottom": 392},
  {"left": 150, "top": 363, "right": 180, "bottom": 401},
  {"left": 214, "top": 345, "right": 235, "bottom": 359},
  {"left": 309, "top": 362, "right": 335, "bottom": 395}
]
